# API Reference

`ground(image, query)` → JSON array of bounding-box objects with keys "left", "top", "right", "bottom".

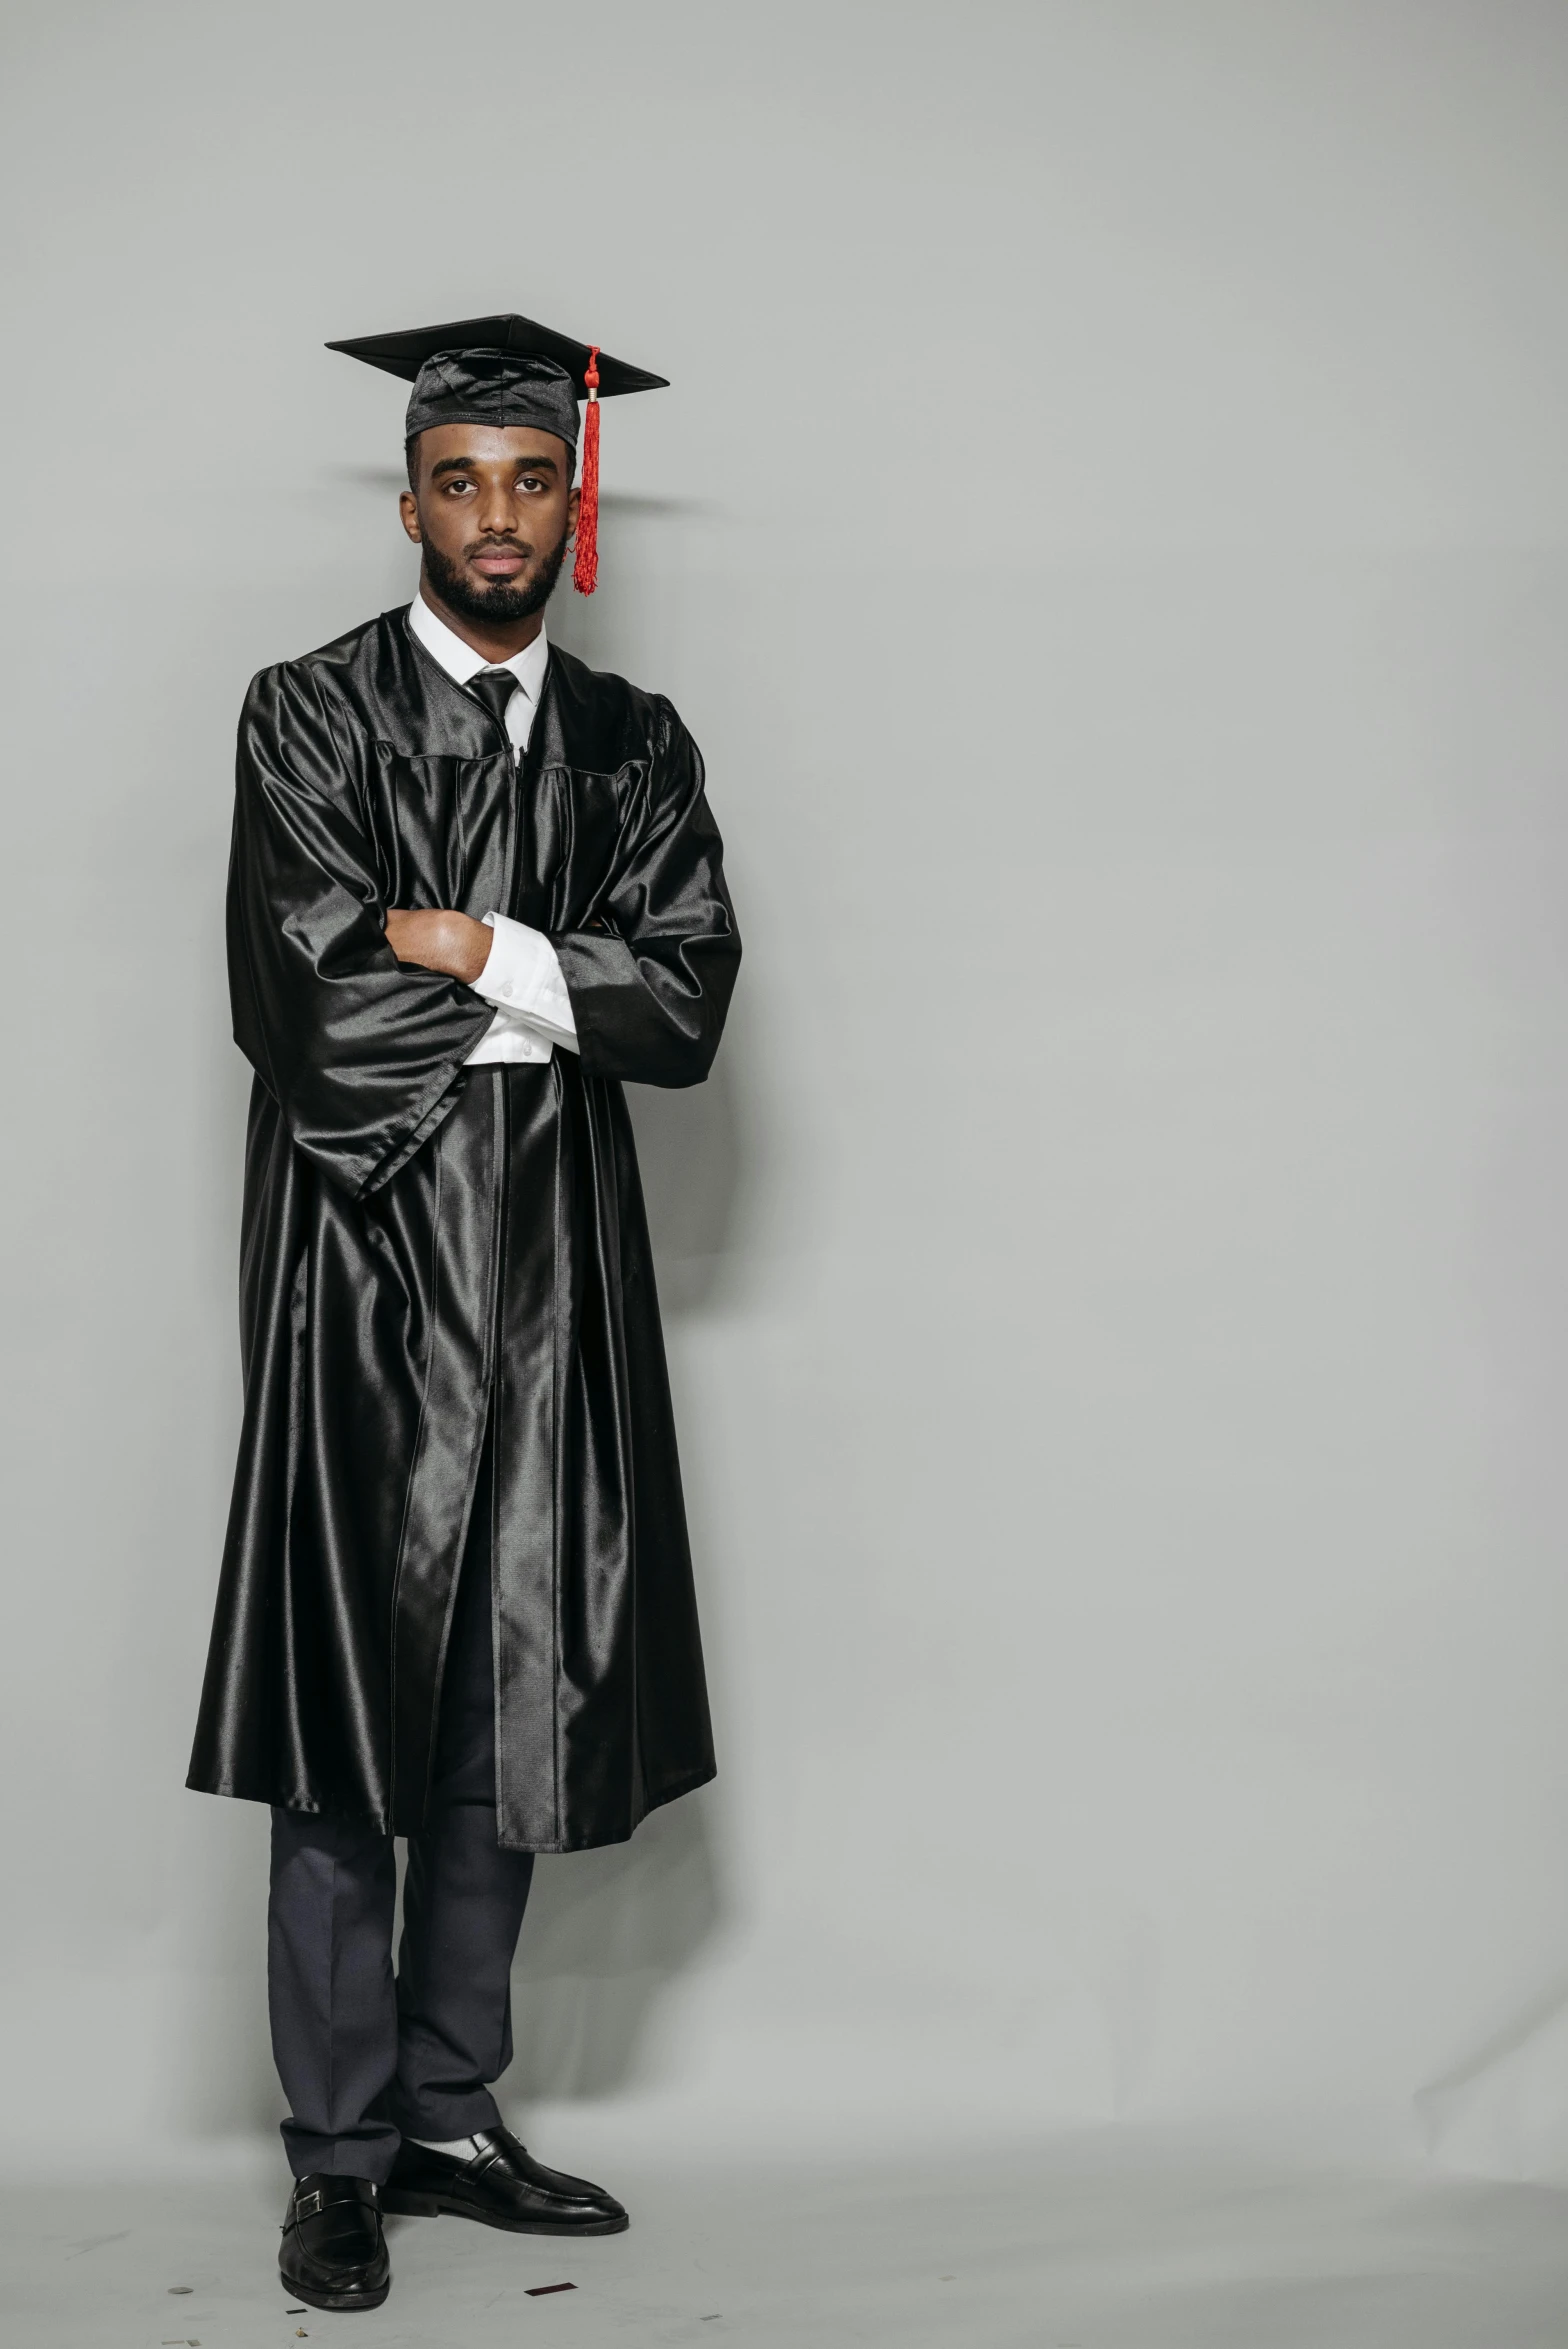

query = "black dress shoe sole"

[
  {"left": 279, "top": 2269, "right": 392, "bottom": 2313},
  {"left": 381, "top": 2184, "right": 629, "bottom": 2235}
]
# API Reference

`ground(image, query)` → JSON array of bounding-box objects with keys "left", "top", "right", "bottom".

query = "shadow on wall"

[
  {"left": 504, "top": 1794, "right": 722, "bottom": 2104},
  {"left": 626, "top": 1069, "right": 746, "bottom": 1312}
]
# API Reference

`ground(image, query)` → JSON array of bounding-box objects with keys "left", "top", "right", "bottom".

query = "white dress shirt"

[{"left": 406, "top": 593, "right": 578, "bottom": 1066}]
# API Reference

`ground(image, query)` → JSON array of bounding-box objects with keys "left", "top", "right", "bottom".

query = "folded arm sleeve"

[
  {"left": 227, "top": 662, "right": 496, "bottom": 1196},
  {"left": 550, "top": 700, "right": 741, "bottom": 1087},
  {"left": 474, "top": 912, "right": 579, "bottom": 1048}
]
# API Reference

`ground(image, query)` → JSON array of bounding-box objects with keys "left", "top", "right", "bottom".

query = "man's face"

[{"left": 400, "top": 423, "right": 580, "bottom": 625}]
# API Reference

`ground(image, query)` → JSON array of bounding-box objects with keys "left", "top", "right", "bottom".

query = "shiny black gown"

[{"left": 187, "top": 609, "right": 740, "bottom": 1851}]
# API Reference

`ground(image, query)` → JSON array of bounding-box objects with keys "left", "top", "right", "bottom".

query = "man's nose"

[{"left": 477, "top": 485, "right": 520, "bottom": 537}]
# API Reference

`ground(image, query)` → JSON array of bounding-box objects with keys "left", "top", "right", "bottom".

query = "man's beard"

[{"left": 422, "top": 523, "right": 569, "bottom": 626}]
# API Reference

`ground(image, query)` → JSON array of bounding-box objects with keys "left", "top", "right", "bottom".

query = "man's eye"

[{"left": 445, "top": 479, "right": 474, "bottom": 494}]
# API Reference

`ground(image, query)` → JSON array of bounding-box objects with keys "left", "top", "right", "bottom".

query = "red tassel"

[{"left": 572, "top": 346, "right": 601, "bottom": 595}]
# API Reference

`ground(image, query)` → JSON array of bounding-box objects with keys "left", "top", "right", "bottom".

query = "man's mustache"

[{"left": 465, "top": 535, "right": 531, "bottom": 559}]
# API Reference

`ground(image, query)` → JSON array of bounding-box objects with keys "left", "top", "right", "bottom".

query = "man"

[{"left": 187, "top": 314, "right": 741, "bottom": 2315}]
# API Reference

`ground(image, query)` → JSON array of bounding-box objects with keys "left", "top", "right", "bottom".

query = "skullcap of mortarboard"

[{"left": 327, "top": 312, "right": 670, "bottom": 594}]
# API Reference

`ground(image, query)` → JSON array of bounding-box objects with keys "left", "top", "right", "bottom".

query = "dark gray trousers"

[{"left": 267, "top": 1431, "right": 535, "bottom": 2183}]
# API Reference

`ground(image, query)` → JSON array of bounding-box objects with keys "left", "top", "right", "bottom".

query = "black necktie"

[{"left": 468, "top": 668, "right": 517, "bottom": 734}]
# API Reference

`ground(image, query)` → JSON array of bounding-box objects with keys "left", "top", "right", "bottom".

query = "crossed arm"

[
  {"left": 386, "top": 906, "right": 576, "bottom": 1066},
  {"left": 383, "top": 907, "right": 493, "bottom": 985}
]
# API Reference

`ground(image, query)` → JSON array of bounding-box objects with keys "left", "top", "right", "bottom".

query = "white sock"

[{"left": 410, "top": 2135, "right": 485, "bottom": 2159}]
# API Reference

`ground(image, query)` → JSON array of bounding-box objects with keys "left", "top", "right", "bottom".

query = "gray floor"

[{"left": 6, "top": 2138, "right": 1567, "bottom": 2347}]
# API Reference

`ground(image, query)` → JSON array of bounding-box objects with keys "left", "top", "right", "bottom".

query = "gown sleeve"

[
  {"left": 227, "top": 660, "right": 496, "bottom": 1197},
  {"left": 550, "top": 697, "right": 742, "bottom": 1088}
]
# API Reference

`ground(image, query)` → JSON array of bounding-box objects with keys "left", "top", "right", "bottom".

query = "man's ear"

[
  {"left": 399, "top": 489, "right": 422, "bottom": 545},
  {"left": 567, "top": 483, "right": 581, "bottom": 538}
]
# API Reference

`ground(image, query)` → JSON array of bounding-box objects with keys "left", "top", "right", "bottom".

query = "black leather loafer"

[
  {"left": 383, "top": 2126, "right": 628, "bottom": 2234},
  {"left": 279, "top": 2173, "right": 391, "bottom": 2312}
]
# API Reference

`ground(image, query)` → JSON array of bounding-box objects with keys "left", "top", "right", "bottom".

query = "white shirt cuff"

[{"left": 472, "top": 912, "right": 578, "bottom": 1048}]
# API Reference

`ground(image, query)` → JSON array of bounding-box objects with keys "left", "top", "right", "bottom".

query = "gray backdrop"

[{"left": 2, "top": 0, "right": 1567, "bottom": 2183}]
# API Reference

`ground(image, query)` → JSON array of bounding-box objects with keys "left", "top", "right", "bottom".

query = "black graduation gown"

[{"left": 186, "top": 609, "right": 740, "bottom": 1852}]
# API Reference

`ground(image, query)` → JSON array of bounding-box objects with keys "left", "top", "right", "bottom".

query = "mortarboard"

[{"left": 328, "top": 313, "right": 669, "bottom": 595}]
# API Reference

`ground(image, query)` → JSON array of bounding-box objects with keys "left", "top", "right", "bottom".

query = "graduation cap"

[{"left": 327, "top": 313, "right": 669, "bottom": 595}]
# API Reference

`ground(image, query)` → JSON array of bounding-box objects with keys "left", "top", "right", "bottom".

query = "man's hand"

[{"left": 384, "top": 908, "right": 492, "bottom": 987}]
